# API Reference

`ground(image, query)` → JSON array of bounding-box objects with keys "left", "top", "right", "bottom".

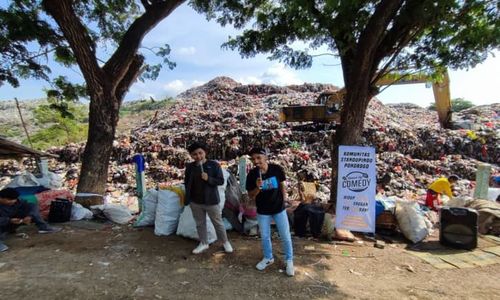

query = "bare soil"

[{"left": 1, "top": 222, "right": 499, "bottom": 300}]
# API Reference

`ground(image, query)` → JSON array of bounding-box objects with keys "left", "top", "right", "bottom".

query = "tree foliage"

[
  {"left": 0, "top": 1, "right": 178, "bottom": 91},
  {"left": 29, "top": 100, "right": 88, "bottom": 150}
]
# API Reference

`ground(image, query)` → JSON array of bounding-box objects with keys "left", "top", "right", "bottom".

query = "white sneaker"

[
  {"left": 286, "top": 260, "right": 295, "bottom": 277},
  {"left": 256, "top": 258, "right": 274, "bottom": 271},
  {"left": 192, "top": 243, "right": 209, "bottom": 254},
  {"left": 223, "top": 241, "right": 233, "bottom": 253}
]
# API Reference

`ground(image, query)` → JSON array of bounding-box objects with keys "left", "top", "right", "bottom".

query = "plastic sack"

[
  {"left": 224, "top": 173, "right": 242, "bottom": 212},
  {"left": 154, "top": 189, "right": 183, "bottom": 236},
  {"left": 6, "top": 172, "right": 40, "bottom": 188},
  {"left": 176, "top": 205, "right": 217, "bottom": 243},
  {"left": 70, "top": 202, "right": 93, "bottom": 221},
  {"left": 103, "top": 204, "right": 134, "bottom": 224},
  {"left": 36, "top": 172, "right": 63, "bottom": 189},
  {"left": 446, "top": 196, "right": 473, "bottom": 208},
  {"left": 487, "top": 188, "right": 500, "bottom": 201},
  {"left": 217, "top": 169, "right": 230, "bottom": 209},
  {"left": 395, "top": 200, "right": 430, "bottom": 243},
  {"left": 134, "top": 189, "right": 158, "bottom": 227}
]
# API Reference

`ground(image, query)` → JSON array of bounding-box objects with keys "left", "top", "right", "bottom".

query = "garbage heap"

[{"left": 5, "top": 76, "right": 497, "bottom": 203}]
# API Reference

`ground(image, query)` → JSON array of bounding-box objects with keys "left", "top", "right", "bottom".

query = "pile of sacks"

[{"left": 133, "top": 169, "right": 258, "bottom": 242}]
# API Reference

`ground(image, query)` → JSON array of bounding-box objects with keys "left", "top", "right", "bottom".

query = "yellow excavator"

[{"left": 280, "top": 71, "right": 452, "bottom": 128}]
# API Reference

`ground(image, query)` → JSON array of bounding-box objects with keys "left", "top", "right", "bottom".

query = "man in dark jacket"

[
  {"left": 185, "top": 142, "right": 233, "bottom": 254},
  {"left": 0, "top": 188, "right": 61, "bottom": 252}
]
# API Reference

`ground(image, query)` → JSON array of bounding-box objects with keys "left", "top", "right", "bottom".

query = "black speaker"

[{"left": 439, "top": 207, "right": 478, "bottom": 250}]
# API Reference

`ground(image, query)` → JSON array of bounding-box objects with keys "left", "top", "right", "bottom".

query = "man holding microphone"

[
  {"left": 246, "top": 148, "right": 294, "bottom": 276},
  {"left": 185, "top": 142, "right": 233, "bottom": 254}
]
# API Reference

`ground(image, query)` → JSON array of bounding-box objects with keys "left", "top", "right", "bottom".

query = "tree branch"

[
  {"left": 115, "top": 55, "right": 145, "bottom": 102},
  {"left": 42, "top": 0, "right": 103, "bottom": 92},
  {"left": 352, "top": 0, "right": 402, "bottom": 82},
  {"left": 103, "top": 0, "right": 185, "bottom": 87}
]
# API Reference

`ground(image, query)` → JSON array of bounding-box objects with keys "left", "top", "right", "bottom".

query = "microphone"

[{"left": 198, "top": 161, "right": 204, "bottom": 173}]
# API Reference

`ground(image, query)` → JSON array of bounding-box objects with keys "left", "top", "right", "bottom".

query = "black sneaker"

[{"left": 38, "top": 227, "right": 62, "bottom": 234}]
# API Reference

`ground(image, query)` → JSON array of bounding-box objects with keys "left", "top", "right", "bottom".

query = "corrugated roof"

[{"left": 0, "top": 137, "right": 58, "bottom": 159}]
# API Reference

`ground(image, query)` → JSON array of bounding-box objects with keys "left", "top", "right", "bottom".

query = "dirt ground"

[{"left": 1, "top": 221, "right": 499, "bottom": 300}]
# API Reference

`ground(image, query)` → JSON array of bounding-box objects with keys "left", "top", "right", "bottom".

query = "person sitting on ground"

[
  {"left": 426, "top": 175, "right": 459, "bottom": 211},
  {"left": 0, "top": 188, "right": 61, "bottom": 252},
  {"left": 184, "top": 142, "right": 233, "bottom": 254},
  {"left": 246, "top": 147, "right": 294, "bottom": 277}
]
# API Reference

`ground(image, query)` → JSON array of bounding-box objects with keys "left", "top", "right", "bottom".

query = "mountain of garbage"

[{"left": 2, "top": 77, "right": 498, "bottom": 204}]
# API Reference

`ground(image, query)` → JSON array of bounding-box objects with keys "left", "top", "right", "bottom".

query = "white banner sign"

[{"left": 335, "top": 145, "right": 376, "bottom": 233}]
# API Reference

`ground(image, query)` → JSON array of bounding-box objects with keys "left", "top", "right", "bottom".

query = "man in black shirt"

[
  {"left": 246, "top": 148, "right": 294, "bottom": 276},
  {"left": 185, "top": 142, "right": 233, "bottom": 254}
]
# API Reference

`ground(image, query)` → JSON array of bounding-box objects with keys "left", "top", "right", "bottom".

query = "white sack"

[
  {"left": 70, "top": 202, "right": 93, "bottom": 221},
  {"left": 154, "top": 189, "right": 183, "bottom": 236},
  {"left": 395, "top": 200, "right": 430, "bottom": 243},
  {"left": 176, "top": 206, "right": 217, "bottom": 243},
  {"left": 134, "top": 189, "right": 158, "bottom": 227},
  {"left": 103, "top": 204, "right": 134, "bottom": 224}
]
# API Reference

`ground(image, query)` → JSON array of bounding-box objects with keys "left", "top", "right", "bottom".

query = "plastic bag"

[
  {"left": 395, "top": 200, "right": 430, "bottom": 243},
  {"left": 217, "top": 169, "right": 230, "bottom": 209},
  {"left": 37, "top": 172, "right": 63, "bottom": 189},
  {"left": 70, "top": 202, "right": 93, "bottom": 221},
  {"left": 6, "top": 172, "right": 40, "bottom": 188},
  {"left": 154, "top": 190, "right": 183, "bottom": 236},
  {"left": 134, "top": 189, "right": 158, "bottom": 227},
  {"left": 103, "top": 204, "right": 134, "bottom": 224},
  {"left": 176, "top": 205, "right": 217, "bottom": 243}
]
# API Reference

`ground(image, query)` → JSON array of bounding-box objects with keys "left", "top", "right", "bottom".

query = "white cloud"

[
  {"left": 238, "top": 76, "right": 262, "bottom": 85},
  {"left": 260, "top": 64, "right": 303, "bottom": 85},
  {"left": 163, "top": 79, "right": 186, "bottom": 96},
  {"left": 177, "top": 46, "right": 197, "bottom": 56},
  {"left": 162, "top": 79, "right": 206, "bottom": 96},
  {"left": 191, "top": 80, "right": 205, "bottom": 87}
]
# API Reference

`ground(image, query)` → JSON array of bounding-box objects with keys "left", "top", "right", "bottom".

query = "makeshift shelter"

[{"left": 0, "top": 136, "right": 58, "bottom": 159}]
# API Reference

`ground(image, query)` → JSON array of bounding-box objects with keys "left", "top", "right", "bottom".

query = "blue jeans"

[{"left": 257, "top": 210, "right": 293, "bottom": 261}]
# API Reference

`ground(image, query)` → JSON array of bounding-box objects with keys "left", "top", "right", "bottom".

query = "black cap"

[
  {"left": 249, "top": 147, "right": 267, "bottom": 156},
  {"left": 0, "top": 188, "right": 19, "bottom": 199}
]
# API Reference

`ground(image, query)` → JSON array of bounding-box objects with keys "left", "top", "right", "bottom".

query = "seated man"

[
  {"left": 0, "top": 188, "right": 61, "bottom": 252},
  {"left": 426, "top": 175, "right": 459, "bottom": 211}
]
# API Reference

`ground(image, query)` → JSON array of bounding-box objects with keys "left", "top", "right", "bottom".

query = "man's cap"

[
  {"left": 448, "top": 174, "right": 460, "bottom": 181},
  {"left": 0, "top": 188, "right": 19, "bottom": 199},
  {"left": 249, "top": 147, "right": 267, "bottom": 156}
]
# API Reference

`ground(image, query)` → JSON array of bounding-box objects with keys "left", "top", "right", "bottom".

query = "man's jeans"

[{"left": 257, "top": 210, "right": 293, "bottom": 261}]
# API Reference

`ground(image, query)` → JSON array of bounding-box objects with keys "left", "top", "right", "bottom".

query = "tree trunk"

[
  {"left": 329, "top": 79, "right": 373, "bottom": 208},
  {"left": 76, "top": 89, "right": 121, "bottom": 207}
]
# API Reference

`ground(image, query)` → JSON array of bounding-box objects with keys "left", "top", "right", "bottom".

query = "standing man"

[
  {"left": 185, "top": 142, "right": 233, "bottom": 254},
  {"left": 426, "top": 175, "right": 459, "bottom": 211},
  {"left": 0, "top": 188, "right": 61, "bottom": 252},
  {"left": 246, "top": 148, "right": 294, "bottom": 276}
]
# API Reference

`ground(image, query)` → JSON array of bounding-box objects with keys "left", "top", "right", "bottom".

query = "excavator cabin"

[{"left": 280, "top": 71, "right": 452, "bottom": 129}]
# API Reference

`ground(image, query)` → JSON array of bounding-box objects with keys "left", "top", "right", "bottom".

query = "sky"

[{"left": 0, "top": 3, "right": 499, "bottom": 108}]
